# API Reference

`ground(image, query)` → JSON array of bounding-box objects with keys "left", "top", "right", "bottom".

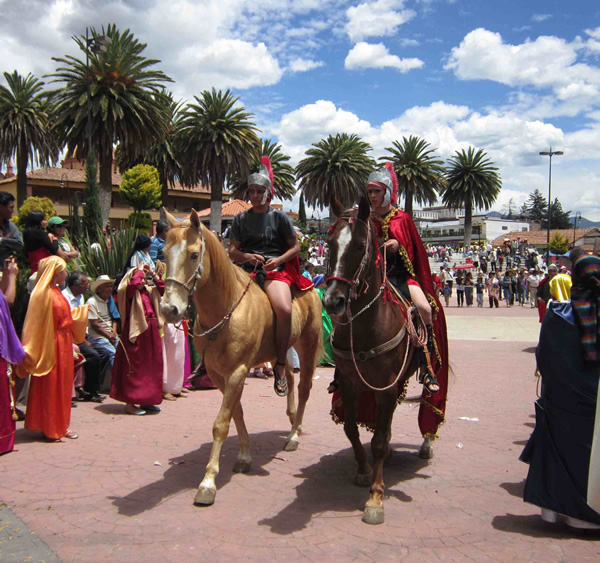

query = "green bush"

[
  {"left": 15, "top": 196, "right": 57, "bottom": 228},
  {"left": 72, "top": 227, "right": 139, "bottom": 279},
  {"left": 549, "top": 232, "right": 569, "bottom": 255},
  {"left": 120, "top": 164, "right": 161, "bottom": 212},
  {"left": 128, "top": 212, "right": 153, "bottom": 233}
]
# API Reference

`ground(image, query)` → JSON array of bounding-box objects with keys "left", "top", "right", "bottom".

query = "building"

[
  {"left": 417, "top": 209, "right": 530, "bottom": 247},
  {"left": 491, "top": 228, "right": 600, "bottom": 254},
  {"left": 0, "top": 156, "right": 226, "bottom": 229}
]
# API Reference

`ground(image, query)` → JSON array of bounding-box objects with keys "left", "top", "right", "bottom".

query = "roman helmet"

[
  {"left": 367, "top": 162, "right": 398, "bottom": 207},
  {"left": 247, "top": 155, "right": 274, "bottom": 206}
]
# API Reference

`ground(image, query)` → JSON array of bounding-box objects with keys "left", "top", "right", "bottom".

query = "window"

[{"left": 502, "top": 226, "right": 508, "bottom": 230}]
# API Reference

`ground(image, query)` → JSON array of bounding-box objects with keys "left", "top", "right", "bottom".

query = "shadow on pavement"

[
  {"left": 522, "top": 346, "right": 537, "bottom": 354},
  {"left": 258, "top": 443, "right": 430, "bottom": 534},
  {"left": 499, "top": 480, "right": 525, "bottom": 498},
  {"left": 110, "top": 430, "right": 289, "bottom": 516},
  {"left": 492, "top": 513, "right": 600, "bottom": 540}
]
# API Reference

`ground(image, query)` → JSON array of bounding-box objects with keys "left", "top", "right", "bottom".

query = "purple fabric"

[{"left": 0, "top": 291, "right": 25, "bottom": 365}]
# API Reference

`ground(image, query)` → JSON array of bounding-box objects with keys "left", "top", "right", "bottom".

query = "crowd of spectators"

[{"left": 0, "top": 190, "right": 199, "bottom": 448}]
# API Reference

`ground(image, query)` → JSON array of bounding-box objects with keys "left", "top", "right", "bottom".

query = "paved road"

[{"left": 2, "top": 304, "right": 599, "bottom": 562}]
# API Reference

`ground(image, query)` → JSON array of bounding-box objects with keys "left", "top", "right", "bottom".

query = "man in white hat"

[{"left": 86, "top": 275, "right": 119, "bottom": 390}]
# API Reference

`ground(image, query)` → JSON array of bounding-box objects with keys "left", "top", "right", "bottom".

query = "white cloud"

[
  {"left": 532, "top": 13, "right": 552, "bottom": 23},
  {"left": 178, "top": 39, "right": 282, "bottom": 90},
  {"left": 445, "top": 28, "right": 600, "bottom": 116},
  {"left": 272, "top": 100, "right": 376, "bottom": 164},
  {"left": 288, "top": 58, "right": 325, "bottom": 73},
  {"left": 345, "top": 42, "right": 424, "bottom": 72},
  {"left": 346, "top": 0, "right": 416, "bottom": 42}
]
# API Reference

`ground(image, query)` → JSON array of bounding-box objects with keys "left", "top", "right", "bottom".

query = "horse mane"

[{"left": 199, "top": 224, "right": 251, "bottom": 298}]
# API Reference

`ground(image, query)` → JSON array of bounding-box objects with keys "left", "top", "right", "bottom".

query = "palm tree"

[
  {"left": 0, "top": 71, "right": 58, "bottom": 205},
  {"left": 296, "top": 133, "right": 375, "bottom": 218},
  {"left": 49, "top": 24, "right": 172, "bottom": 225},
  {"left": 379, "top": 135, "right": 445, "bottom": 217},
  {"left": 176, "top": 88, "right": 261, "bottom": 233},
  {"left": 441, "top": 147, "right": 502, "bottom": 248},
  {"left": 117, "top": 90, "right": 182, "bottom": 207},
  {"left": 228, "top": 138, "right": 296, "bottom": 201}
]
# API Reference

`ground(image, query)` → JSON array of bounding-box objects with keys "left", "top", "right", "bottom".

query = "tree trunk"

[
  {"left": 160, "top": 170, "right": 169, "bottom": 211},
  {"left": 16, "top": 141, "right": 28, "bottom": 207},
  {"left": 98, "top": 145, "right": 113, "bottom": 228},
  {"left": 209, "top": 180, "right": 223, "bottom": 234},
  {"left": 404, "top": 193, "right": 413, "bottom": 217},
  {"left": 463, "top": 202, "right": 473, "bottom": 249}
]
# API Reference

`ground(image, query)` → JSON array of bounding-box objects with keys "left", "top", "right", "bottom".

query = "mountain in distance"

[{"left": 571, "top": 216, "right": 600, "bottom": 228}]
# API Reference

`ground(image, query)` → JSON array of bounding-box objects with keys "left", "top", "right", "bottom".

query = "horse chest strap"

[{"left": 331, "top": 324, "right": 407, "bottom": 361}]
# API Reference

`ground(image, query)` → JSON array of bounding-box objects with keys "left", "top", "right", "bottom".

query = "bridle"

[
  {"left": 325, "top": 213, "right": 417, "bottom": 392},
  {"left": 164, "top": 225, "right": 207, "bottom": 296},
  {"left": 326, "top": 216, "right": 386, "bottom": 324},
  {"left": 326, "top": 216, "right": 375, "bottom": 302},
  {"left": 163, "top": 224, "right": 251, "bottom": 341}
]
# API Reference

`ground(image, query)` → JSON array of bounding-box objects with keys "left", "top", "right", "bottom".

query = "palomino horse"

[
  {"left": 160, "top": 210, "right": 323, "bottom": 506},
  {"left": 324, "top": 198, "right": 430, "bottom": 525}
]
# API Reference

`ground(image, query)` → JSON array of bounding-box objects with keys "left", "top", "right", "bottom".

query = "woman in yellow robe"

[{"left": 18, "top": 256, "right": 88, "bottom": 441}]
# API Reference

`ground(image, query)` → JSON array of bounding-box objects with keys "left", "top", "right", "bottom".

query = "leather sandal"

[
  {"left": 422, "top": 372, "right": 440, "bottom": 395},
  {"left": 273, "top": 361, "right": 289, "bottom": 397}
]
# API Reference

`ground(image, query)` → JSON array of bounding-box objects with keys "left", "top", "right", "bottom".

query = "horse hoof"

[
  {"left": 362, "top": 507, "right": 385, "bottom": 525},
  {"left": 233, "top": 459, "right": 252, "bottom": 473},
  {"left": 284, "top": 438, "right": 299, "bottom": 452},
  {"left": 419, "top": 443, "right": 434, "bottom": 460},
  {"left": 355, "top": 472, "right": 372, "bottom": 487},
  {"left": 194, "top": 486, "right": 216, "bottom": 506}
]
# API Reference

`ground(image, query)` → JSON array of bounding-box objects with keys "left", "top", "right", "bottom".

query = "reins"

[
  {"left": 164, "top": 224, "right": 252, "bottom": 341},
  {"left": 327, "top": 215, "right": 421, "bottom": 392}
]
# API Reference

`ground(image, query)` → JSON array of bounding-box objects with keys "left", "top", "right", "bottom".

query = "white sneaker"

[{"left": 540, "top": 508, "right": 558, "bottom": 523}]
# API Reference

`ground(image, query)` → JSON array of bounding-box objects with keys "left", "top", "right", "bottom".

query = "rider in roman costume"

[
  {"left": 228, "top": 156, "right": 313, "bottom": 397},
  {"left": 368, "top": 163, "right": 449, "bottom": 439}
]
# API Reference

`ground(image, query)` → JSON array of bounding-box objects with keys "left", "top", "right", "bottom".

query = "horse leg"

[
  {"left": 419, "top": 436, "right": 434, "bottom": 460},
  {"left": 194, "top": 370, "right": 246, "bottom": 506},
  {"left": 209, "top": 371, "right": 252, "bottom": 472},
  {"left": 285, "top": 361, "right": 297, "bottom": 427},
  {"left": 363, "top": 393, "right": 396, "bottom": 525},
  {"left": 339, "top": 373, "right": 371, "bottom": 486},
  {"left": 232, "top": 402, "right": 252, "bottom": 473},
  {"left": 284, "top": 341, "right": 315, "bottom": 451}
]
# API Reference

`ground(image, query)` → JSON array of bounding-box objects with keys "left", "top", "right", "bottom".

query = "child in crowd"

[
  {"left": 475, "top": 276, "right": 485, "bottom": 308},
  {"left": 442, "top": 281, "right": 451, "bottom": 307}
]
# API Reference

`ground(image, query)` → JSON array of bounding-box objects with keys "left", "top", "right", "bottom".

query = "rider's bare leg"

[
  {"left": 408, "top": 284, "right": 439, "bottom": 394},
  {"left": 264, "top": 279, "right": 293, "bottom": 377},
  {"left": 408, "top": 285, "right": 432, "bottom": 325}
]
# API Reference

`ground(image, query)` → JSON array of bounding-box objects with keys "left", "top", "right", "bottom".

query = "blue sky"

[{"left": 2, "top": 0, "right": 600, "bottom": 219}]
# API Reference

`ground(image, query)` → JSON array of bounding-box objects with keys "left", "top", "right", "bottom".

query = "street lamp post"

[
  {"left": 539, "top": 147, "right": 563, "bottom": 267},
  {"left": 573, "top": 211, "right": 582, "bottom": 246}
]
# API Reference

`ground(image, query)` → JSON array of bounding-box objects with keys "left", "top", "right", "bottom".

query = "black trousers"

[{"left": 78, "top": 342, "right": 112, "bottom": 395}]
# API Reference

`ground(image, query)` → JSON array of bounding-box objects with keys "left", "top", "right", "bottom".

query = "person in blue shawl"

[{"left": 521, "top": 250, "right": 600, "bottom": 529}]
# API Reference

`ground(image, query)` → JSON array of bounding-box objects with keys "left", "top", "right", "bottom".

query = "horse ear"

[
  {"left": 163, "top": 208, "right": 178, "bottom": 228},
  {"left": 190, "top": 209, "right": 201, "bottom": 233},
  {"left": 358, "top": 197, "right": 370, "bottom": 221},
  {"left": 329, "top": 195, "right": 345, "bottom": 218}
]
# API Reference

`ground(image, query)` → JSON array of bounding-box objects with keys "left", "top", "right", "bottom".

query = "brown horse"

[
  {"left": 160, "top": 210, "right": 323, "bottom": 506},
  {"left": 323, "top": 198, "right": 430, "bottom": 525}
]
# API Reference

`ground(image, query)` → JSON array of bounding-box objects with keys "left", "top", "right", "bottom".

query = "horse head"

[
  {"left": 161, "top": 208, "right": 207, "bottom": 323},
  {"left": 324, "top": 196, "right": 375, "bottom": 317}
]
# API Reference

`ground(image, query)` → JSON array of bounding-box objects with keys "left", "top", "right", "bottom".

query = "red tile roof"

[
  {"left": 0, "top": 166, "right": 215, "bottom": 194},
  {"left": 197, "top": 199, "right": 251, "bottom": 218},
  {"left": 491, "top": 228, "right": 599, "bottom": 246}
]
